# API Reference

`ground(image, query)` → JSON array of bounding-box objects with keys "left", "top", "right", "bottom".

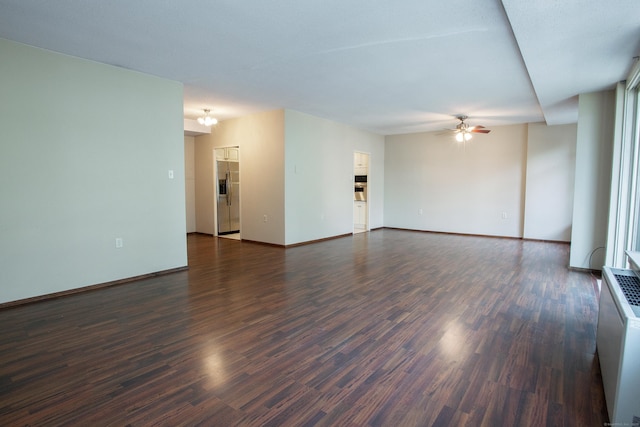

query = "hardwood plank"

[{"left": 0, "top": 230, "right": 608, "bottom": 426}]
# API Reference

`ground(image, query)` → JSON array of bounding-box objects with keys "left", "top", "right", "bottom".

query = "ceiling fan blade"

[{"left": 471, "top": 129, "right": 491, "bottom": 134}]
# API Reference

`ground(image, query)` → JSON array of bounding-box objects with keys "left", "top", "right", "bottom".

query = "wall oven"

[{"left": 354, "top": 175, "right": 367, "bottom": 202}]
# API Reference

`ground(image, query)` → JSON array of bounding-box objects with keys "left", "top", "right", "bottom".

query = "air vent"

[{"left": 613, "top": 274, "right": 640, "bottom": 306}]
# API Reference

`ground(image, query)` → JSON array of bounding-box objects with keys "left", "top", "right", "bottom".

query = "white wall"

[
  {"left": 0, "top": 39, "right": 187, "bottom": 304},
  {"left": 195, "top": 110, "right": 285, "bottom": 245},
  {"left": 570, "top": 90, "right": 615, "bottom": 269},
  {"left": 384, "top": 125, "right": 527, "bottom": 237},
  {"left": 184, "top": 136, "right": 196, "bottom": 233},
  {"left": 284, "top": 110, "right": 385, "bottom": 245},
  {"left": 523, "top": 123, "right": 577, "bottom": 241}
]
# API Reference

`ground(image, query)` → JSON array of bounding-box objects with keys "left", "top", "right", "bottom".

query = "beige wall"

[
  {"left": 384, "top": 125, "right": 528, "bottom": 237},
  {"left": 184, "top": 136, "right": 196, "bottom": 233},
  {"left": 570, "top": 90, "right": 615, "bottom": 269},
  {"left": 524, "top": 123, "right": 577, "bottom": 241},
  {"left": 194, "top": 112, "right": 576, "bottom": 244},
  {"left": 194, "top": 132, "right": 215, "bottom": 234},
  {"left": 195, "top": 110, "right": 285, "bottom": 244},
  {"left": 194, "top": 109, "right": 385, "bottom": 246},
  {"left": 384, "top": 123, "right": 580, "bottom": 241},
  {"left": 0, "top": 39, "right": 186, "bottom": 304}
]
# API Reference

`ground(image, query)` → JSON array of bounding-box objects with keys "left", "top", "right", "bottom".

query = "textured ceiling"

[{"left": 0, "top": 0, "right": 638, "bottom": 135}]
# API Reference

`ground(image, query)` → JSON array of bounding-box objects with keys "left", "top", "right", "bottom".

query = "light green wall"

[
  {"left": 284, "top": 110, "right": 385, "bottom": 245},
  {"left": 0, "top": 39, "right": 187, "bottom": 304}
]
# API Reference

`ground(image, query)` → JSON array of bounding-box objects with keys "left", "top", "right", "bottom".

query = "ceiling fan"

[{"left": 447, "top": 115, "right": 491, "bottom": 142}]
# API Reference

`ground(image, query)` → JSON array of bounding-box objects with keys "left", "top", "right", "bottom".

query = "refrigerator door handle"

[{"left": 226, "top": 172, "right": 231, "bottom": 206}]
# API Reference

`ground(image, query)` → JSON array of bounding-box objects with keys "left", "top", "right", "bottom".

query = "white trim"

[
  {"left": 630, "top": 91, "right": 640, "bottom": 251},
  {"left": 626, "top": 91, "right": 639, "bottom": 254},
  {"left": 627, "top": 57, "right": 640, "bottom": 89},
  {"left": 606, "top": 83, "right": 628, "bottom": 267},
  {"left": 606, "top": 57, "right": 640, "bottom": 268}
]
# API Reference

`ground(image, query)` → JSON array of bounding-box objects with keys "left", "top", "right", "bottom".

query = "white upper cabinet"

[
  {"left": 354, "top": 152, "right": 368, "bottom": 175},
  {"left": 216, "top": 147, "right": 239, "bottom": 161}
]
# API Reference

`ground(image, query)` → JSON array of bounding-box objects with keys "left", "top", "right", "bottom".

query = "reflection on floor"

[
  {"left": 219, "top": 232, "right": 241, "bottom": 240},
  {"left": 354, "top": 227, "right": 367, "bottom": 234},
  {"left": 0, "top": 231, "right": 607, "bottom": 425}
]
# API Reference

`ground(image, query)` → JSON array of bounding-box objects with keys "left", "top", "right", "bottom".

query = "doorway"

[
  {"left": 353, "top": 151, "right": 369, "bottom": 234},
  {"left": 215, "top": 146, "right": 240, "bottom": 240}
]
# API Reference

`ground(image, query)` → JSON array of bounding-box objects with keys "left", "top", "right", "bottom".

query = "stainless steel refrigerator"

[{"left": 217, "top": 160, "right": 240, "bottom": 235}]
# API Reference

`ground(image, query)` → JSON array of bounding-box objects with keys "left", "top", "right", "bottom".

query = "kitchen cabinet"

[
  {"left": 215, "top": 147, "right": 239, "bottom": 161},
  {"left": 354, "top": 201, "right": 367, "bottom": 230},
  {"left": 354, "top": 152, "right": 368, "bottom": 175}
]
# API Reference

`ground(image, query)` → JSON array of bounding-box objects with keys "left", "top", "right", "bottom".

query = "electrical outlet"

[
  {"left": 419, "top": 209, "right": 423, "bottom": 215},
  {"left": 168, "top": 170, "right": 174, "bottom": 179},
  {"left": 501, "top": 212, "right": 507, "bottom": 220},
  {"left": 115, "top": 238, "right": 123, "bottom": 248},
  {"left": 263, "top": 214, "right": 268, "bottom": 223}
]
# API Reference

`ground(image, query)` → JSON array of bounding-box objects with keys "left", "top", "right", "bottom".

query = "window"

[{"left": 606, "top": 60, "right": 640, "bottom": 267}]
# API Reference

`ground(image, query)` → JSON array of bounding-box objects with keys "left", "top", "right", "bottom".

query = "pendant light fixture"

[{"left": 197, "top": 109, "right": 218, "bottom": 126}]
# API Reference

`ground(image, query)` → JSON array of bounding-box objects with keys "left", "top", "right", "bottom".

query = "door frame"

[
  {"left": 353, "top": 150, "right": 370, "bottom": 234},
  {"left": 213, "top": 146, "right": 241, "bottom": 237}
]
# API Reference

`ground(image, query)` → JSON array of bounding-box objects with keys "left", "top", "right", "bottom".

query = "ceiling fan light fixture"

[
  {"left": 455, "top": 132, "right": 472, "bottom": 142},
  {"left": 450, "top": 115, "right": 487, "bottom": 142},
  {"left": 197, "top": 109, "right": 218, "bottom": 126}
]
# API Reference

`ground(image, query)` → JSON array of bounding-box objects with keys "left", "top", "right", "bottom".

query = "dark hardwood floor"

[{"left": 0, "top": 230, "right": 608, "bottom": 426}]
